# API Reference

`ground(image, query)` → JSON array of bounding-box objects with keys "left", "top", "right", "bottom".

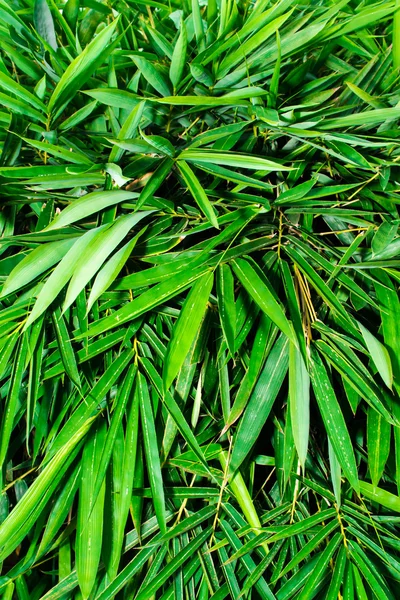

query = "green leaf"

[
  {"left": 141, "top": 357, "right": 215, "bottom": 480},
  {"left": 137, "top": 157, "right": 174, "bottom": 209},
  {"left": 194, "top": 161, "right": 271, "bottom": 189},
  {"left": 0, "top": 70, "right": 46, "bottom": 112},
  {"left": 106, "top": 371, "right": 139, "bottom": 578},
  {"left": 48, "top": 19, "right": 119, "bottom": 119},
  {"left": 163, "top": 271, "right": 213, "bottom": 389},
  {"left": 169, "top": 20, "right": 187, "bottom": 89},
  {"left": 83, "top": 88, "right": 140, "bottom": 109},
  {"left": 316, "top": 339, "right": 394, "bottom": 424},
  {"left": 217, "top": 12, "right": 292, "bottom": 78},
  {"left": 139, "top": 130, "right": 175, "bottom": 158},
  {"left": 190, "top": 63, "right": 213, "bottom": 86},
  {"left": 76, "top": 420, "right": 106, "bottom": 600},
  {"left": 352, "top": 564, "right": 370, "bottom": 600},
  {"left": 62, "top": 211, "right": 153, "bottom": 312},
  {"left": 34, "top": 0, "right": 57, "bottom": 50},
  {"left": 359, "top": 321, "right": 393, "bottom": 389},
  {"left": 45, "top": 190, "right": 140, "bottom": 230},
  {"left": 296, "top": 533, "right": 342, "bottom": 600},
  {"left": 0, "top": 334, "right": 29, "bottom": 467},
  {"left": 132, "top": 55, "right": 172, "bottom": 97},
  {"left": 219, "top": 519, "right": 275, "bottom": 600},
  {"left": 48, "top": 350, "right": 134, "bottom": 458},
  {"left": 179, "top": 149, "right": 292, "bottom": 171},
  {"left": 289, "top": 341, "right": 310, "bottom": 468},
  {"left": 19, "top": 136, "right": 93, "bottom": 165},
  {"left": 373, "top": 272, "right": 400, "bottom": 493},
  {"left": 90, "top": 364, "right": 137, "bottom": 516},
  {"left": 326, "top": 546, "right": 347, "bottom": 600},
  {"left": 137, "top": 371, "right": 167, "bottom": 534},
  {"left": 63, "top": 0, "right": 79, "bottom": 31},
  {"left": 52, "top": 307, "right": 81, "bottom": 387},
  {"left": 267, "top": 508, "right": 336, "bottom": 545},
  {"left": 348, "top": 541, "right": 395, "bottom": 600},
  {"left": 0, "top": 237, "right": 77, "bottom": 298},
  {"left": 285, "top": 244, "right": 355, "bottom": 327},
  {"left": 37, "top": 463, "right": 80, "bottom": 556},
  {"left": 135, "top": 527, "right": 213, "bottom": 600},
  {"left": 230, "top": 334, "right": 289, "bottom": 473},
  {"left": 87, "top": 230, "right": 143, "bottom": 313},
  {"left": 320, "top": 108, "right": 400, "bottom": 129},
  {"left": 231, "top": 258, "right": 295, "bottom": 342},
  {"left": 25, "top": 226, "right": 107, "bottom": 327},
  {"left": 279, "top": 519, "right": 339, "bottom": 579},
  {"left": 372, "top": 222, "right": 399, "bottom": 256},
  {"left": 328, "top": 438, "right": 342, "bottom": 507},
  {"left": 310, "top": 350, "right": 359, "bottom": 493},
  {"left": 0, "top": 91, "right": 46, "bottom": 123},
  {"left": 367, "top": 405, "right": 391, "bottom": 487},
  {"left": 0, "top": 417, "right": 94, "bottom": 561},
  {"left": 177, "top": 160, "right": 219, "bottom": 228},
  {"left": 359, "top": 481, "right": 400, "bottom": 512},
  {"left": 80, "top": 265, "right": 208, "bottom": 338},
  {"left": 109, "top": 101, "right": 145, "bottom": 162},
  {"left": 154, "top": 94, "right": 252, "bottom": 106},
  {"left": 216, "top": 264, "right": 236, "bottom": 356}
]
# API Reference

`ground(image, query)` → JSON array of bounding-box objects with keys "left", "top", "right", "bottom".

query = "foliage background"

[{"left": 0, "top": 0, "right": 400, "bottom": 598}]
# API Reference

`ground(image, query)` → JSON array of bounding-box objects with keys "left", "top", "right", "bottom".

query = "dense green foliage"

[{"left": 1, "top": 0, "right": 400, "bottom": 597}]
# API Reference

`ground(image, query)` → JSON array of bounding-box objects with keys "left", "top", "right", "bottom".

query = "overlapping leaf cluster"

[{"left": 0, "top": 0, "right": 400, "bottom": 597}]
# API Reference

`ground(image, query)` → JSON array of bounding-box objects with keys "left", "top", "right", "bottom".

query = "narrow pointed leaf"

[
  {"left": 163, "top": 271, "right": 213, "bottom": 389},
  {"left": 359, "top": 321, "right": 393, "bottom": 390},
  {"left": 230, "top": 335, "right": 289, "bottom": 473},
  {"left": 138, "top": 372, "right": 167, "bottom": 534},
  {"left": 232, "top": 258, "right": 295, "bottom": 342},
  {"left": 310, "top": 350, "right": 359, "bottom": 493},
  {"left": 177, "top": 160, "right": 219, "bottom": 228},
  {"left": 289, "top": 341, "right": 310, "bottom": 468}
]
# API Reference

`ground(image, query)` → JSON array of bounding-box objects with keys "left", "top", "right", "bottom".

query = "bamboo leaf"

[
  {"left": 45, "top": 190, "right": 141, "bottom": 231},
  {"left": 310, "top": 350, "right": 359, "bottom": 493},
  {"left": 0, "top": 237, "right": 77, "bottom": 298},
  {"left": 297, "top": 533, "right": 342, "bottom": 600},
  {"left": 359, "top": 321, "right": 393, "bottom": 389},
  {"left": 48, "top": 19, "right": 119, "bottom": 118},
  {"left": 138, "top": 371, "right": 167, "bottom": 534},
  {"left": 230, "top": 335, "right": 289, "bottom": 473},
  {"left": 132, "top": 56, "right": 172, "bottom": 97},
  {"left": 169, "top": 20, "right": 187, "bottom": 89},
  {"left": 87, "top": 230, "right": 143, "bottom": 313},
  {"left": 328, "top": 438, "right": 342, "bottom": 507},
  {"left": 177, "top": 160, "right": 219, "bottom": 228},
  {"left": 289, "top": 341, "right": 310, "bottom": 468},
  {"left": 179, "top": 149, "right": 292, "bottom": 171},
  {"left": 80, "top": 265, "right": 208, "bottom": 338},
  {"left": 367, "top": 404, "right": 391, "bottom": 487},
  {"left": 216, "top": 263, "right": 236, "bottom": 356},
  {"left": 359, "top": 481, "right": 400, "bottom": 512},
  {"left": 0, "top": 417, "right": 94, "bottom": 560},
  {"left": 231, "top": 258, "right": 295, "bottom": 342},
  {"left": 163, "top": 271, "right": 213, "bottom": 389},
  {"left": 76, "top": 419, "right": 106, "bottom": 599},
  {"left": 62, "top": 211, "right": 153, "bottom": 312},
  {"left": 25, "top": 226, "right": 108, "bottom": 327},
  {"left": 52, "top": 307, "right": 81, "bottom": 387},
  {"left": 34, "top": 0, "right": 57, "bottom": 50},
  {"left": 0, "top": 334, "right": 29, "bottom": 467}
]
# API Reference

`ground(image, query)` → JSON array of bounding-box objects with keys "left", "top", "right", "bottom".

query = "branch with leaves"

[{"left": 0, "top": 0, "right": 399, "bottom": 598}]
